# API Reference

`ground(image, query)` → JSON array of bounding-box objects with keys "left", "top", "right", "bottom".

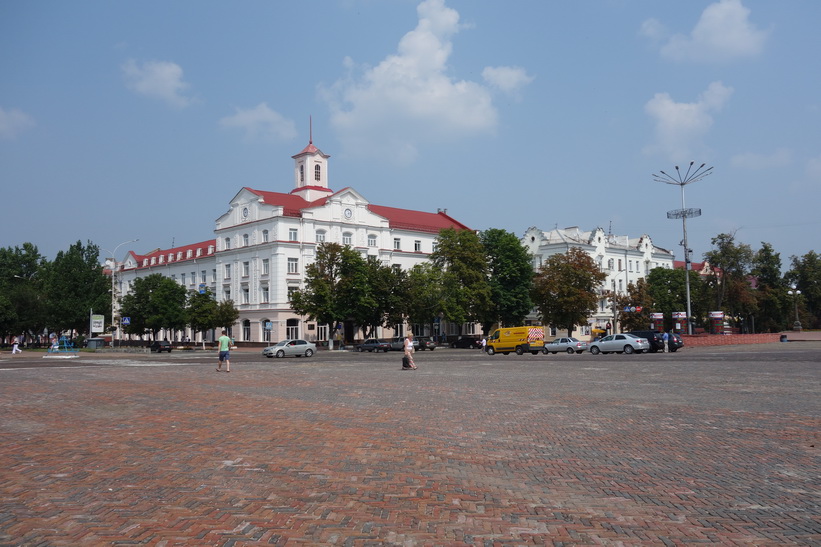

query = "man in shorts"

[{"left": 217, "top": 330, "right": 232, "bottom": 372}]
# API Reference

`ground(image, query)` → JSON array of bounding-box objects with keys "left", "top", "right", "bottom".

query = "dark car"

[
  {"left": 356, "top": 338, "right": 391, "bottom": 352},
  {"left": 667, "top": 333, "right": 684, "bottom": 352},
  {"left": 450, "top": 336, "right": 482, "bottom": 349},
  {"left": 150, "top": 340, "right": 172, "bottom": 353},
  {"left": 628, "top": 331, "right": 665, "bottom": 353},
  {"left": 416, "top": 336, "right": 437, "bottom": 351}
]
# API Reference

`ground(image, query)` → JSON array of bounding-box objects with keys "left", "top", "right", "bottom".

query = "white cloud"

[
  {"left": 644, "top": 81, "right": 733, "bottom": 161},
  {"left": 0, "top": 107, "right": 35, "bottom": 139},
  {"left": 121, "top": 59, "right": 196, "bottom": 108},
  {"left": 639, "top": 18, "right": 666, "bottom": 42},
  {"left": 482, "top": 66, "right": 534, "bottom": 99},
  {"left": 219, "top": 103, "right": 297, "bottom": 142},
  {"left": 730, "top": 148, "right": 792, "bottom": 169},
  {"left": 321, "top": 0, "right": 529, "bottom": 164},
  {"left": 657, "top": 0, "right": 768, "bottom": 63}
]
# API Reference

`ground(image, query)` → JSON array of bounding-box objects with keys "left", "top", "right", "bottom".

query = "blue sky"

[{"left": 2, "top": 0, "right": 819, "bottom": 266}]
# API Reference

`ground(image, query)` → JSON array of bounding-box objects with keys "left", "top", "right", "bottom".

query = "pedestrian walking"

[
  {"left": 217, "top": 330, "right": 232, "bottom": 372},
  {"left": 481, "top": 337, "right": 487, "bottom": 352},
  {"left": 11, "top": 336, "right": 22, "bottom": 354},
  {"left": 662, "top": 331, "right": 669, "bottom": 353},
  {"left": 403, "top": 332, "right": 417, "bottom": 370}
]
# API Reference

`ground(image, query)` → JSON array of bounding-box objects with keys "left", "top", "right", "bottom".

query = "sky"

[{"left": 2, "top": 0, "right": 820, "bottom": 267}]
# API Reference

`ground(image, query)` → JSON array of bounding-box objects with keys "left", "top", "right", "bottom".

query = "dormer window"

[
  {"left": 314, "top": 164, "right": 321, "bottom": 182},
  {"left": 150, "top": 257, "right": 156, "bottom": 265},
  {"left": 168, "top": 253, "right": 174, "bottom": 262},
  {"left": 177, "top": 252, "right": 183, "bottom": 261},
  {"left": 186, "top": 250, "right": 193, "bottom": 259},
  {"left": 142, "top": 259, "right": 148, "bottom": 267},
  {"left": 159, "top": 255, "right": 164, "bottom": 264},
  {"left": 196, "top": 248, "right": 202, "bottom": 257},
  {"left": 208, "top": 245, "right": 214, "bottom": 254}
]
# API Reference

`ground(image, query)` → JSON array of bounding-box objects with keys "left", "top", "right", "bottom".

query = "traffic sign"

[{"left": 122, "top": 317, "right": 131, "bottom": 325}]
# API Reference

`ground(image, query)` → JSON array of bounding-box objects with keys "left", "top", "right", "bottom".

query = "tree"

[
  {"left": 645, "top": 266, "right": 708, "bottom": 330},
  {"left": 703, "top": 232, "right": 755, "bottom": 318},
  {"left": 0, "top": 243, "right": 47, "bottom": 340},
  {"left": 358, "top": 257, "right": 407, "bottom": 338},
  {"left": 430, "top": 228, "right": 492, "bottom": 330},
  {"left": 120, "top": 273, "right": 188, "bottom": 340},
  {"left": 186, "top": 288, "right": 219, "bottom": 346},
  {"left": 44, "top": 240, "right": 110, "bottom": 337},
  {"left": 212, "top": 299, "right": 240, "bottom": 333},
  {"left": 531, "top": 247, "right": 607, "bottom": 336},
  {"left": 751, "top": 242, "right": 786, "bottom": 332},
  {"left": 610, "top": 278, "right": 653, "bottom": 332},
  {"left": 480, "top": 228, "right": 533, "bottom": 330},
  {"left": 788, "top": 251, "right": 821, "bottom": 329},
  {"left": 289, "top": 242, "right": 369, "bottom": 346},
  {"left": 406, "top": 262, "right": 445, "bottom": 336}
]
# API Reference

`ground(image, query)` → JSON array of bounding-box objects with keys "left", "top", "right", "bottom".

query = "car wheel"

[
  {"left": 566, "top": 347, "right": 574, "bottom": 354},
  {"left": 542, "top": 348, "right": 549, "bottom": 355},
  {"left": 515, "top": 347, "right": 524, "bottom": 355},
  {"left": 590, "top": 346, "right": 600, "bottom": 355},
  {"left": 304, "top": 349, "right": 313, "bottom": 357},
  {"left": 486, "top": 347, "right": 495, "bottom": 355},
  {"left": 276, "top": 350, "right": 285, "bottom": 358},
  {"left": 430, "top": 347, "right": 435, "bottom": 351},
  {"left": 624, "top": 345, "right": 634, "bottom": 354}
]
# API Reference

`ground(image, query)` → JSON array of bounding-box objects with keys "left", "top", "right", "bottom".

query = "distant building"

[
  {"left": 117, "top": 139, "right": 470, "bottom": 345},
  {"left": 522, "top": 226, "right": 675, "bottom": 335}
]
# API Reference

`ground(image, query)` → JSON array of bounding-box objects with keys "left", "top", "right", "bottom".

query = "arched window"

[
  {"left": 262, "top": 230, "right": 269, "bottom": 243},
  {"left": 242, "top": 319, "right": 251, "bottom": 341},
  {"left": 314, "top": 164, "right": 321, "bottom": 182},
  {"left": 224, "top": 237, "right": 231, "bottom": 250},
  {"left": 243, "top": 234, "right": 249, "bottom": 247},
  {"left": 261, "top": 318, "right": 271, "bottom": 342}
]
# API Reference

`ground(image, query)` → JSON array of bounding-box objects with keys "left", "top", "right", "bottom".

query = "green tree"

[
  {"left": 430, "top": 228, "right": 492, "bottom": 330},
  {"left": 186, "top": 288, "right": 219, "bottom": 346},
  {"left": 610, "top": 278, "right": 653, "bottom": 332},
  {"left": 788, "top": 250, "right": 821, "bottom": 329},
  {"left": 532, "top": 247, "right": 606, "bottom": 336},
  {"left": 290, "top": 242, "right": 369, "bottom": 346},
  {"left": 120, "top": 273, "right": 188, "bottom": 340},
  {"left": 44, "top": 240, "right": 110, "bottom": 337},
  {"left": 751, "top": 242, "right": 786, "bottom": 332},
  {"left": 704, "top": 232, "right": 755, "bottom": 316},
  {"left": 645, "top": 266, "right": 708, "bottom": 330},
  {"left": 406, "top": 262, "right": 445, "bottom": 336},
  {"left": 0, "top": 243, "right": 47, "bottom": 340},
  {"left": 480, "top": 228, "right": 533, "bottom": 330},
  {"left": 359, "top": 257, "right": 407, "bottom": 337},
  {"left": 212, "top": 299, "right": 240, "bottom": 333}
]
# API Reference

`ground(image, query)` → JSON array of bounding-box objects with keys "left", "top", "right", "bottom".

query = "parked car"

[
  {"left": 544, "top": 337, "right": 588, "bottom": 354},
  {"left": 668, "top": 333, "right": 684, "bottom": 352},
  {"left": 589, "top": 333, "right": 650, "bottom": 355},
  {"left": 450, "top": 336, "right": 482, "bottom": 349},
  {"left": 628, "top": 330, "right": 665, "bottom": 353},
  {"left": 150, "top": 340, "right": 172, "bottom": 353},
  {"left": 262, "top": 339, "right": 316, "bottom": 358},
  {"left": 356, "top": 339, "right": 391, "bottom": 352},
  {"left": 416, "top": 336, "right": 437, "bottom": 351}
]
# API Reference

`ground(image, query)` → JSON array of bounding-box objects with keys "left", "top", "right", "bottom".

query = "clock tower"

[{"left": 291, "top": 122, "right": 332, "bottom": 202}]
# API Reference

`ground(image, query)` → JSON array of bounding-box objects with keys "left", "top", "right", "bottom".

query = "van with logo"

[{"left": 486, "top": 326, "right": 545, "bottom": 355}]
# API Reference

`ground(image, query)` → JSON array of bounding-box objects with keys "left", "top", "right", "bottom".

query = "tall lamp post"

[
  {"left": 653, "top": 162, "right": 713, "bottom": 335},
  {"left": 787, "top": 285, "right": 802, "bottom": 332},
  {"left": 103, "top": 239, "right": 139, "bottom": 346}
]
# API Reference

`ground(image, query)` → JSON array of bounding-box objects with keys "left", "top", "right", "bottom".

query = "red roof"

[
  {"left": 246, "top": 187, "right": 470, "bottom": 234},
  {"left": 126, "top": 240, "right": 216, "bottom": 270}
]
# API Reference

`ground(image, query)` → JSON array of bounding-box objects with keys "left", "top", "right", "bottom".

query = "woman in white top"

[{"left": 404, "top": 332, "right": 417, "bottom": 369}]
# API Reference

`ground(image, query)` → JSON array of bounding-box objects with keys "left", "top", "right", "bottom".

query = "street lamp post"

[
  {"left": 787, "top": 285, "right": 802, "bottom": 332},
  {"left": 653, "top": 162, "right": 713, "bottom": 335},
  {"left": 103, "top": 239, "right": 139, "bottom": 347}
]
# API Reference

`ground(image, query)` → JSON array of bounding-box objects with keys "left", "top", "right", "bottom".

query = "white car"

[
  {"left": 544, "top": 337, "right": 588, "bottom": 354},
  {"left": 589, "top": 333, "right": 649, "bottom": 355},
  {"left": 262, "top": 339, "right": 316, "bottom": 358}
]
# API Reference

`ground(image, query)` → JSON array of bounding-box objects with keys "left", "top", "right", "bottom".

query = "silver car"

[
  {"left": 544, "top": 337, "right": 588, "bottom": 354},
  {"left": 262, "top": 339, "right": 317, "bottom": 358},
  {"left": 589, "top": 333, "right": 649, "bottom": 355}
]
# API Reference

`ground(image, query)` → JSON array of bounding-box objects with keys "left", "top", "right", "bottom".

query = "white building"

[
  {"left": 521, "top": 226, "right": 675, "bottom": 335},
  {"left": 117, "top": 139, "right": 471, "bottom": 345}
]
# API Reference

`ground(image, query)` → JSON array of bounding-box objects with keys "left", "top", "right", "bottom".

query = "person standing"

[
  {"left": 662, "top": 331, "right": 669, "bottom": 353},
  {"left": 481, "top": 337, "right": 487, "bottom": 352},
  {"left": 11, "top": 336, "right": 22, "bottom": 354},
  {"left": 217, "top": 330, "right": 232, "bottom": 372},
  {"left": 403, "top": 332, "right": 417, "bottom": 370}
]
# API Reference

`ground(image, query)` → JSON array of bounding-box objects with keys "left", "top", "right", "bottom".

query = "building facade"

[
  {"left": 117, "top": 140, "right": 471, "bottom": 344},
  {"left": 522, "top": 226, "right": 675, "bottom": 335}
]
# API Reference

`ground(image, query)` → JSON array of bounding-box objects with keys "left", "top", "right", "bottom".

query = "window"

[
  {"left": 208, "top": 245, "right": 214, "bottom": 254},
  {"left": 158, "top": 255, "right": 164, "bottom": 264},
  {"left": 224, "top": 237, "right": 231, "bottom": 250},
  {"left": 241, "top": 261, "right": 249, "bottom": 277},
  {"left": 607, "top": 258, "right": 614, "bottom": 271},
  {"left": 260, "top": 285, "right": 269, "bottom": 303},
  {"left": 287, "top": 286, "right": 298, "bottom": 302},
  {"left": 393, "top": 238, "right": 401, "bottom": 250},
  {"left": 224, "top": 289, "right": 231, "bottom": 300},
  {"left": 286, "top": 318, "right": 299, "bottom": 339},
  {"left": 177, "top": 252, "right": 183, "bottom": 261},
  {"left": 414, "top": 240, "right": 421, "bottom": 252},
  {"left": 196, "top": 248, "right": 202, "bottom": 257},
  {"left": 190, "top": 272, "right": 195, "bottom": 285},
  {"left": 343, "top": 232, "right": 352, "bottom": 246},
  {"left": 432, "top": 242, "right": 438, "bottom": 253},
  {"left": 316, "top": 231, "right": 326, "bottom": 243},
  {"left": 181, "top": 273, "right": 186, "bottom": 285},
  {"left": 168, "top": 253, "right": 174, "bottom": 262},
  {"left": 212, "top": 269, "right": 217, "bottom": 282},
  {"left": 287, "top": 257, "right": 298, "bottom": 274},
  {"left": 262, "top": 258, "right": 269, "bottom": 275},
  {"left": 299, "top": 165, "right": 304, "bottom": 183},
  {"left": 171, "top": 274, "right": 176, "bottom": 282},
  {"left": 629, "top": 260, "right": 633, "bottom": 272},
  {"left": 150, "top": 257, "right": 156, "bottom": 265},
  {"left": 262, "top": 230, "right": 269, "bottom": 243},
  {"left": 242, "top": 287, "right": 250, "bottom": 304},
  {"left": 288, "top": 228, "right": 298, "bottom": 241},
  {"left": 224, "top": 264, "right": 231, "bottom": 280},
  {"left": 314, "top": 164, "right": 321, "bottom": 182},
  {"left": 262, "top": 320, "right": 272, "bottom": 342},
  {"left": 618, "top": 259, "right": 622, "bottom": 271},
  {"left": 201, "top": 270, "right": 207, "bottom": 283},
  {"left": 242, "top": 319, "right": 251, "bottom": 341},
  {"left": 618, "top": 279, "right": 623, "bottom": 292},
  {"left": 368, "top": 234, "right": 377, "bottom": 247}
]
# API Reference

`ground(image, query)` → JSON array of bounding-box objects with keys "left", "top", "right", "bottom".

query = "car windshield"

[{"left": 275, "top": 341, "right": 289, "bottom": 347}]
